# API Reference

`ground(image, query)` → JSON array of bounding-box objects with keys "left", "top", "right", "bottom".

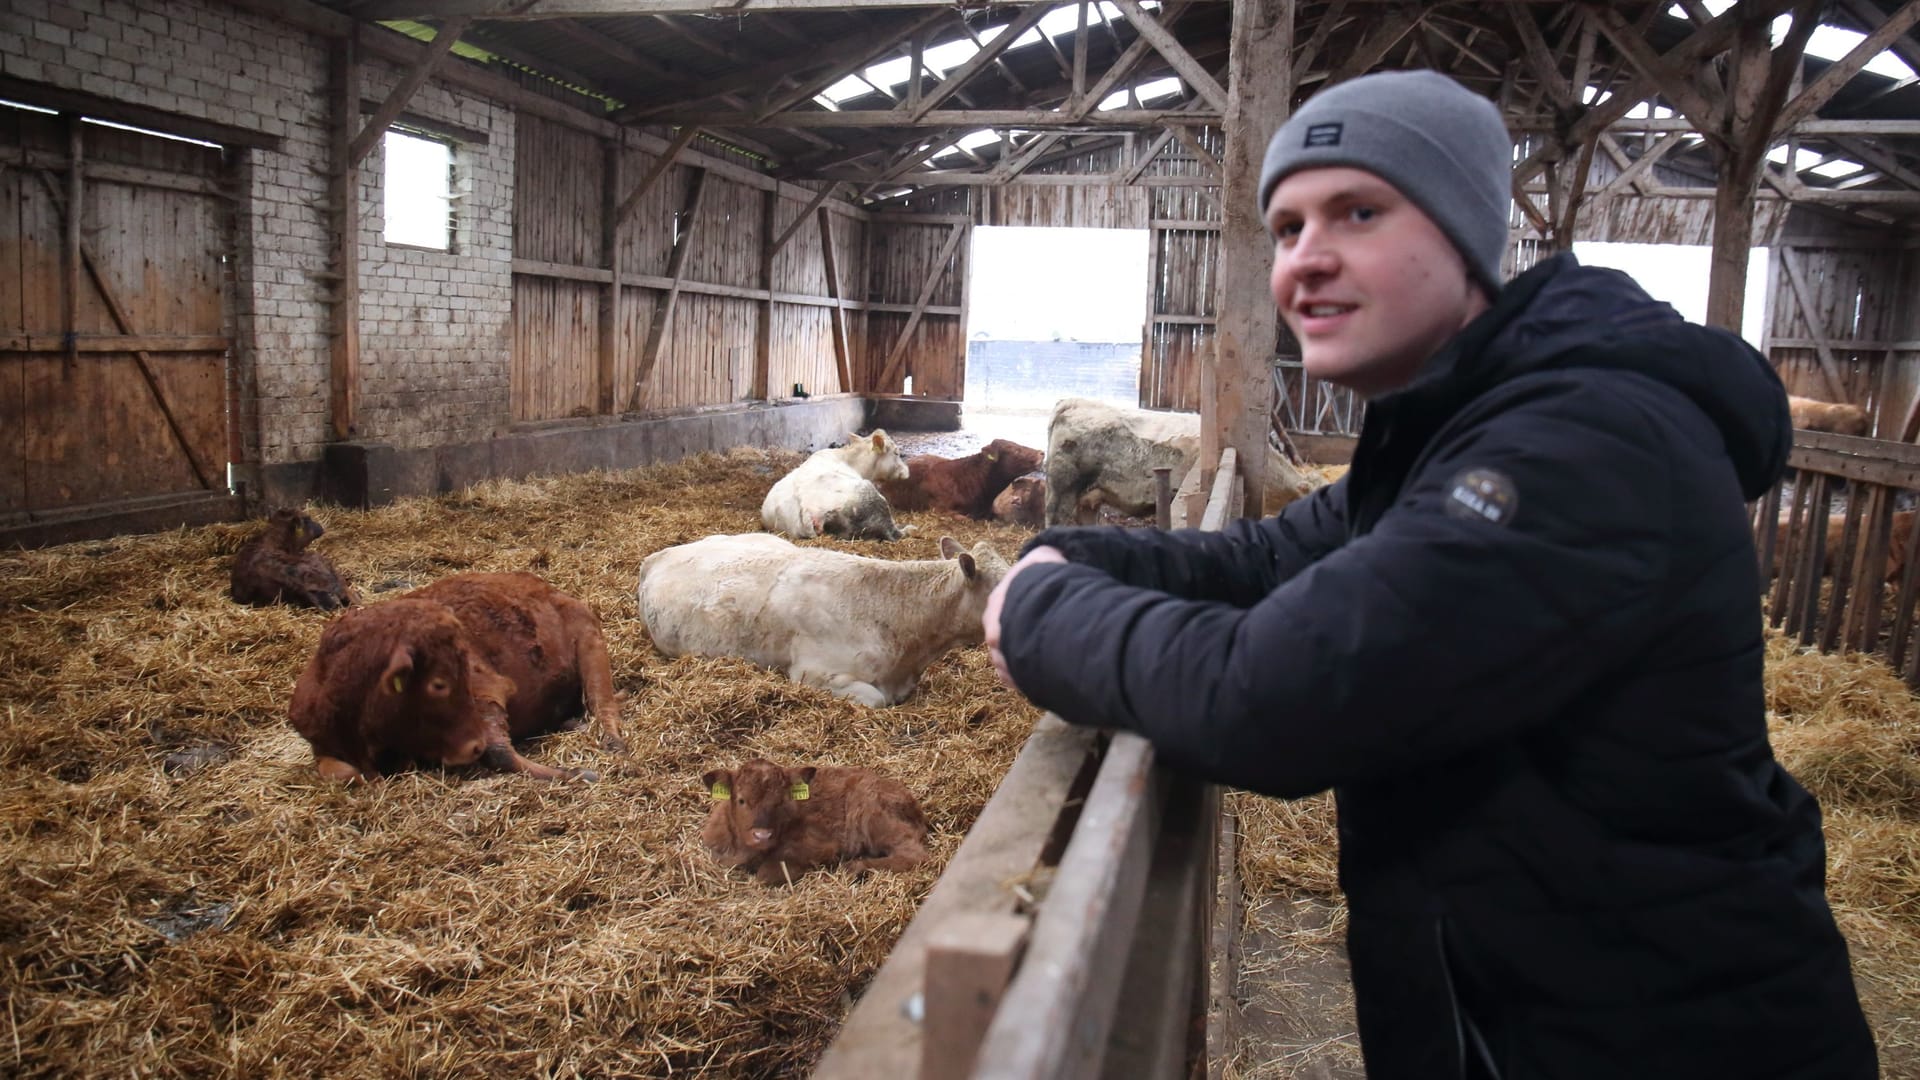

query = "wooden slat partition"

[
  {"left": 1756, "top": 429, "right": 1920, "bottom": 687},
  {"left": 818, "top": 449, "right": 1241, "bottom": 1079}
]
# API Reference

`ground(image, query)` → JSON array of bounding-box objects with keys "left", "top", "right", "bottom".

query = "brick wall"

[
  {"left": 963, "top": 339, "right": 1142, "bottom": 412},
  {"left": 0, "top": 0, "right": 517, "bottom": 471}
]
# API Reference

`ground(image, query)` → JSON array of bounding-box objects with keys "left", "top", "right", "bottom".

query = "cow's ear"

[
  {"left": 380, "top": 645, "right": 414, "bottom": 695},
  {"left": 789, "top": 766, "right": 817, "bottom": 800},
  {"left": 938, "top": 536, "right": 962, "bottom": 559},
  {"left": 871, "top": 431, "right": 886, "bottom": 451},
  {"left": 702, "top": 769, "right": 733, "bottom": 800},
  {"left": 957, "top": 552, "right": 978, "bottom": 579}
]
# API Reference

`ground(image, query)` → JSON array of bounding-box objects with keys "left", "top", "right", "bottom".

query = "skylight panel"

[
  {"left": 1765, "top": 145, "right": 1826, "bottom": 171},
  {"left": 1135, "top": 76, "right": 1182, "bottom": 103},
  {"left": 1809, "top": 157, "right": 1865, "bottom": 179},
  {"left": 1802, "top": 25, "right": 1917, "bottom": 80}
]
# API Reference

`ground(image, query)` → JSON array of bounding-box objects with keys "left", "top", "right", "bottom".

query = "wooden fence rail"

[
  {"left": 816, "top": 449, "right": 1243, "bottom": 1079},
  {"left": 1752, "top": 429, "right": 1920, "bottom": 687}
]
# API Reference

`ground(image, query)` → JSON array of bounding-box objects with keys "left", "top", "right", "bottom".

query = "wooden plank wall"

[
  {"left": 1142, "top": 130, "right": 1223, "bottom": 413},
  {"left": 1767, "top": 213, "right": 1915, "bottom": 438},
  {"left": 862, "top": 215, "right": 967, "bottom": 398},
  {"left": 1, "top": 107, "right": 232, "bottom": 514},
  {"left": 511, "top": 112, "right": 862, "bottom": 420}
]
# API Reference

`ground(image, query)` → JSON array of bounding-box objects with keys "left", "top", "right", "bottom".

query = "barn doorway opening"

[
  {"left": 1572, "top": 242, "right": 1770, "bottom": 347},
  {"left": 960, "top": 226, "right": 1149, "bottom": 449}
]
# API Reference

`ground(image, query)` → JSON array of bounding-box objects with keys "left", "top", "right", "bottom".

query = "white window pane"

[{"left": 383, "top": 130, "right": 451, "bottom": 250}]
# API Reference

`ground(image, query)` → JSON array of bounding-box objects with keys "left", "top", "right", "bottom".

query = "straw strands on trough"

[{"left": 0, "top": 448, "right": 1041, "bottom": 1078}]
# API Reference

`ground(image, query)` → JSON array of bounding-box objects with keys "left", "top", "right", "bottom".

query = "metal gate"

[{"left": 1, "top": 103, "right": 233, "bottom": 518}]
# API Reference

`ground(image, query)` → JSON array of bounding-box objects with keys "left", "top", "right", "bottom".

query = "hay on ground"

[{"left": 0, "top": 448, "right": 1043, "bottom": 1078}]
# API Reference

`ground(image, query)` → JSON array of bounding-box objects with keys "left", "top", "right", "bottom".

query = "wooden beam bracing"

[
  {"left": 1778, "top": 246, "right": 1853, "bottom": 403},
  {"left": 908, "top": 4, "right": 1059, "bottom": 121},
  {"left": 1110, "top": 0, "right": 1229, "bottom": 112},
  {"left": 615, "top": 124, "right": 702, "bottom": 227},
  {"left": 348, "top": 16, "right": 473, "bottom": 167},
  {"left": 632, "top": 167, "right": 710, "bottom": 408},
  {"left": 817, "top": 206, "right": 856, "bottom": 393},
  {"left": 1773, "top": 0, "right": 1920, "bottom": 138},
  {"left": 876, "top": 222, "right": 966, "bottom": 389}
]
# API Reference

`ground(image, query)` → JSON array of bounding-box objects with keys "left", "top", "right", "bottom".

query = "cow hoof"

[{"left": 569, "top": 768, "right": 602, "bottom": 783}]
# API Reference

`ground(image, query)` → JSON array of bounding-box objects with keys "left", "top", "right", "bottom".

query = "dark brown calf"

[
  {"left": 231, "top": 508, "right": 353, "bottom": 610},
  {"left": 879, "top": 439, "right": 1044, "bottom": 519},
  {"left": 289, "top": 572, "right": 625, "bottom": 782},
  {"left": 700, "top": 758, "right": 930, "bottom": 885}
]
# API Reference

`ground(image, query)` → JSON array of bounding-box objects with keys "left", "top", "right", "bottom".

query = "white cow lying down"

[
  {"left": 761, "top": 430, "right": 911, "bottom": 540},
  {"left": 636, "top": 533, "right": 1008, "bottom": 707}
]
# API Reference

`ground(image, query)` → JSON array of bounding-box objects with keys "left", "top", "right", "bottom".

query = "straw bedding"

[
  {"left": 0, "top": 448, "right": 1042, "bottom": 1078},
  {"left": 1228, "top": 630, "right": 1920, "bottom": 1077}
]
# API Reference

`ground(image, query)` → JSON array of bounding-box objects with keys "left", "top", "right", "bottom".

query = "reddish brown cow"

[
  {"left": 1787, "top": 395, "right": 1870, "bottom": 437},
  {"left": 231, "top": 508, "right": 353, "bottom": 611},
  {"left": 1772, "top": 509, "right": 1917, "bottom": 582},
  {"left": 700, "top": 758, "right": 929, "bottom": 885},
  {"left": 878, "top": 438, "right": 1044, "bottom": 519},
  {"left": 991, "top": 472, "right": 1046, "bottom": 528},
  {"left": 289, "top": 572, "right": 625, "bottom": 782}
]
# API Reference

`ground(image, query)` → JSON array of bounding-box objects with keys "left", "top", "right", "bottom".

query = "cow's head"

[
  {"left": 703, "top": 759, "right": 816, "bottom": 851},
  {"left": 340, "top": 605, "right": 495, "bottom": 777},
  {"left": 849, "top": 429, "right": 909, "bottom": 482},
  {"left": 268, "top": 507, "right": 325, "bottom": 552}
]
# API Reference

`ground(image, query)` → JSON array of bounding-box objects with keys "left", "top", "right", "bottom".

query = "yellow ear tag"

[
  {"left": 389, "top": 676, "right": 405, "bottom": 694},
  {"left": 709, "top": 781, "right": 731, "bottom": 800},
  {"left": 790, "top": 781, "right": 810, "bottom": 801}
]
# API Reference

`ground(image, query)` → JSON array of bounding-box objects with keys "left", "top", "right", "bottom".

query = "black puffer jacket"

[{"left": 998, "top": 254, "right": 1876, "bottom": 1079}]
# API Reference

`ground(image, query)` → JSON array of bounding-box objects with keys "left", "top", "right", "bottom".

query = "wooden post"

[
  {"left": 329, "top": 36, "right": 361, "bottom": 440},
  {"left": 754, "top": 188, "right": 776, "bottom": 401},
  {"left": 63, "top": 116, "right": 81, "bottom": 371},
  {"left": 819, "top": 206, "right": 855, "bottom": 394},
  {"left": 1211, "top": 0, "right": 1292, "bottom": 518},
  {"left": 1153, "top": 466, "right": 1173, "bottom": 530},
  {"left": 920, "top": 913, "right": 1031, "bottom": 1080},
  {"left": 598, "top": 139, "right": 622, "bottom": 415}
]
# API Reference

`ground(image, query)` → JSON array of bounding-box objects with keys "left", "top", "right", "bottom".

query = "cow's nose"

[
  {"left": 446, "top": 737, "right": 487, "bottom": 766},
  {"left": 749, "top": 828, "right": 773, "bottom": 846}
]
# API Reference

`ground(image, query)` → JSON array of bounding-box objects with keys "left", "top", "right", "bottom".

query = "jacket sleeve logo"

[{"left": 1444, "top": 467, "right": 1518, "bottom": 527}]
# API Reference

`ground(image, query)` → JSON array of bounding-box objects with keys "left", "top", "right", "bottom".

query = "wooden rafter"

[
  {"left": 907, "top": 4, "right": 1058, "bottom": 121},
  {"left": 615, "top": 124, "right": 702, "bottom": 226},
  {"left": 1294, "top": 0, "right": 1349, "bottom": 83},
  {"left": 1120, "top": 127, "right": 1179, "bottom": 185},
  {"left": 1774, "top": 0, "right": 1920, "bottom": 137},
  {"left": 651, "top": 107, "right": 1219, "bottom": 128},
  {"left": 631, "top": 168, "right": 710, "bottom": 409},
  {"left": 1110, "top": 0, "right": 1227, "bottom": 112},
  {"left": 1587, "top": 6, "right": 1720, "bottom": 132},
  {"left": 876, "top": 223, "right": 966, "bottom": 390},
  {"left": 1068, "top": 2, "right": 1191, "bottom": 120},
  {"left": 1323, "top": 5, "right": 1421, "bottom": 88},
  {"left": 769, "top": 181, "right": 846, "bottom": 255},
  {"left": 991, "top": 132, "right": 1064, "bottom": 181},
  {"left": 1833, "top": 136, "right": 1920, "bottom": 192},
  {"left": 349, "top": 17, "right": 473, "bottom": 166}
]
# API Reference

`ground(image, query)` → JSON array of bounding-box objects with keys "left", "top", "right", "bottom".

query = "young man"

[{"left": 983, "top": 70, "right": 1876, "bottom": 1078}]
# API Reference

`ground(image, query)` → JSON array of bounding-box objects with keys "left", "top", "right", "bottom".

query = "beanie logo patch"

[{"left": 1304, "top": 123, "right": 1343, "bottom": 148}]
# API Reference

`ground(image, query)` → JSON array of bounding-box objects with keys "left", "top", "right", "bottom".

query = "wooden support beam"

[
  {"left": 991, "top": 133, "right": 1064, "bottom": 182},
  {"left": 817, "top": 206, "right": 856, "bottom": 393},
  {"left": 1774, "top": 0, "right": 1920, "bottom": 138},
  {"left": 1210, "top": 0, "right": 1290, "bottom": 516},
  {"left": 1323, "top": 5, "right": 1420, "bottom": 88},
  {"left": 1778, "top": 247, "right": 1852, "bottom": 403},
  {"left": 34, "top": 172, "right": 215, "bottom": 490},
  {"left": 909, "top": 5, "right": 1059, "bottom": 121},
  {"left": 770, "top": 182, "right": 844, "bottom": 256},
  {"left": 63, "top": 117, "right": 80, "bottom": 372},
  {"left": 329, "top": 36, "right": 361, "bottom": 441},
  {"left": 1293, "top": 0, "right": 1347, "bottom": 85},
  {"left": 1110, "top": 0, "right": 1229, "bottom": 112},
  {"left": 657, "top": 107, "right": 1222, "bottom": 129},
  {"left": 755, "top": 188, "right": 776, "bottom": 401},
  {"left": 1071, "top": 1, "right": 1090, "bottom": 109},
  {"left": 632, "top": 168, "right": 709, "bottom": 409},
  {"left": 598, "top": 138, "right": 622, "bottom": 416},
  {"left": 1587, "top": 6, "right": 1720, "bottom": 132},
  {"left": 1594, "top": 132, "right": 1685, "bottom": 199},
  {"left": 1168, "top": 124, "right": 1221, "bottom": 178},
  {"left": 921, "top": 914, "right": 1032, "bottom": 1080},
  {"left": 615, "top": 125, "right": 701, "bottom": 228},
  {"left": 348, "top": 17, "right": 472, "bottom": 167},
  {"left": 876, "top": 223, "right": 966, "bottom": 390},
  {"left": 1833, "top": 136, "right": 1920, "bottom": 193},
  {"left": 1121, "top": 128, "right": 1180, "bottom": 185},
  {"left": 1068, "top": 2, "right": 1190, "bottom": 120},
  {"left": 757, "top": 11, "right": 949, "bottom": 121}
]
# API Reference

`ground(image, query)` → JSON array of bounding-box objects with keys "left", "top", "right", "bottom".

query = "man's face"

[{"left": 1266, "top": 166, "right": 1490, "bottom": 397}]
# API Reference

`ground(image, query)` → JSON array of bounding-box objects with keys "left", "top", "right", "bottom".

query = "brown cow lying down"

[
  {"left": 231, "top": 508, "right": 353, "bottom": 611},
  {"left": 992, "top": 472, "right": 1046, "bottom": 528},
  {"left": 1773, "top": 509, "right": 1917, "bottom": 582},
  {"left": 879, "top": 438, "right": 1045, "bottom": 519},
  {"left": 700, "top": 758, "right": 929, "bottom": 885},
  {"left": 290, "top": 572, "right": 625, "bottom": 782},
  {"left": 1787, "top": 395, "right": 1870, "bottom": 437}
]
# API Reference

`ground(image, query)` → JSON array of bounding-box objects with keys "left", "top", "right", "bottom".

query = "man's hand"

[{"left": 983, "top": 545, "right": 1067, "bottom": 689}]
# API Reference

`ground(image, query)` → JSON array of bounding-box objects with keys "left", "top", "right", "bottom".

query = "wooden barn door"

[{"left": 1, "top": 106, "right": 231, "bottom": 517}]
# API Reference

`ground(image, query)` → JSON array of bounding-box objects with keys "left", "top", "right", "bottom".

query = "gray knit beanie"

[{"left": 1258, "top": 70, "right": 1512, "bottom": 294}]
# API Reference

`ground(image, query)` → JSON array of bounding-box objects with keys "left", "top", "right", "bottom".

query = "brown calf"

[
  {"left": 700, "top": 758, "right": 930, "bottom": 885},
  {"left": 879, "top": 438, "right": 1044, "bottom": 519},
  {"left": 991, "top": 472, "right": 1046, "bottom": 528},
  {"left": 1773, "top": 509, "right": 1917, "bottom": 582},
  {"left": 289, "top": 572, "right": 625, "bottom": 782},
  {"left": 231, "top": 508, "right": 353, "bottom": 611},
  {"left": 1787, "top": 395, "right": 1870, "bottom": 437}
]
